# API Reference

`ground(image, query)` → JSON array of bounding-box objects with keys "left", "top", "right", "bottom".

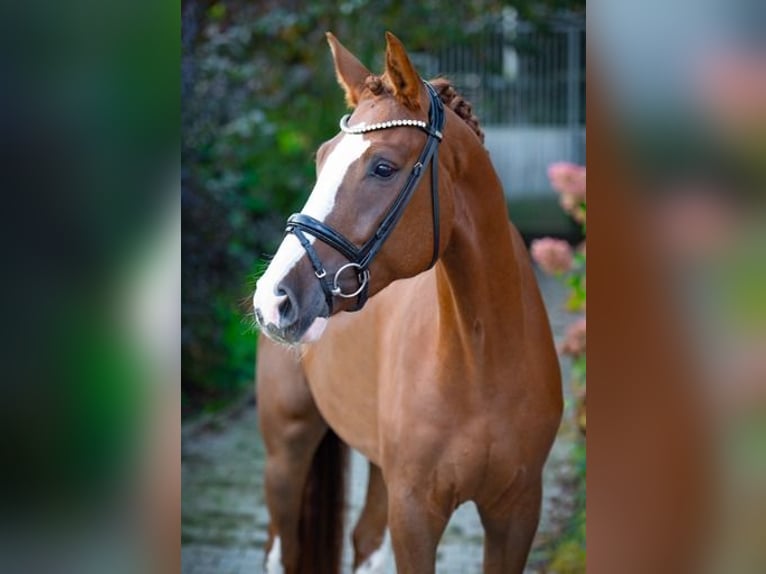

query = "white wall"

[{"left": 484, "top": 126, "right": 586, "bottom": 198}]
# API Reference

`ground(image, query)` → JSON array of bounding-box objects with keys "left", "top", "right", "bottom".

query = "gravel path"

[{"left": 182, "top": 271, "right": 581, "bottom": 573}]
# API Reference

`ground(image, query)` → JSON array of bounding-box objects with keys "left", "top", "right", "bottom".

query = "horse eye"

[{"left": 372, "top": 163, "right": 396, "bottom": 178}]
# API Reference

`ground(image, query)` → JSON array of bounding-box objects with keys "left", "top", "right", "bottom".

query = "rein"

[{"left": 285, "top": 81, "right": 445, "bottom": 313}]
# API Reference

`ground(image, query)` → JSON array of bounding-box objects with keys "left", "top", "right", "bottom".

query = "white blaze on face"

[
  {"left": 253, "top": 132, "right": 370, "bottom": 328},
  {"left": 302, "top": 132, "right": 369, "bottom": 221}
]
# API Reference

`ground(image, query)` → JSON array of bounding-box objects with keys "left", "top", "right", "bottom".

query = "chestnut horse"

[{"left": 253, "top": 32, "right": 562, "bottom": 574}]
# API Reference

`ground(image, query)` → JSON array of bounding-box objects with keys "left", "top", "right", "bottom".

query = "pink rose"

[{"left": 530, "top": 237, "right": 573, "bottom": 276}]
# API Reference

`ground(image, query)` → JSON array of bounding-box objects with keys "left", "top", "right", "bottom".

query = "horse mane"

[
  {"left": 429, "top": 77, "right": 485, "bottom": 144},
  {"left": 363, "top": 75, "right": 485, "bottom": 144}
]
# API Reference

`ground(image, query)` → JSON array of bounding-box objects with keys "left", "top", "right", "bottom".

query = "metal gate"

[{"left": 416, "top": 10, "right": 585, "bottom": 197}]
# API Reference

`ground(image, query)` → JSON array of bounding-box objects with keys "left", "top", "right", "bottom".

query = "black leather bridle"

[{"left": 285, "top": 81, "right": 445, "bottom": 314}]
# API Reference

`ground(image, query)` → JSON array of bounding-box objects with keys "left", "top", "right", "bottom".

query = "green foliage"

[
  {"left": 565, "top": 252, "right": 587, "bottom": 312},
  {"left": 571, "top": 354, "right": 586, "bottom": 387},
  {"left": 713, "top": 226, "right": 766, "bottom": 332}
]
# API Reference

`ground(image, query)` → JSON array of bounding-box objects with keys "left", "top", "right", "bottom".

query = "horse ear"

[
  {"left": 326, "top": 32, "right": 371, "bottom": 108},
  {"left": 384, "top": 32, "right": 422, "bottom": 110}
]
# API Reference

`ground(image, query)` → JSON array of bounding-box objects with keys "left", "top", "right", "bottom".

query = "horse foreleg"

[
  {"left": 478, "top": 480, "right": 542, "bottom": 574},
  {"left": 352, "top": 462, "right": 389, "bottom": 573},
  {"left": 257, "top": 338, "right": 327, "bottom": 574},
  {"left": 262, "top": 433, "right": 327, "bottom": 574},
  {"left": 386, "top": 480, "right": 451, "bottom": 574}
]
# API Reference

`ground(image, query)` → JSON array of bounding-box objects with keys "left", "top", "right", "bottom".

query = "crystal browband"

[{"left": 340, "top": 115, "right": 443, "bottom": 140}]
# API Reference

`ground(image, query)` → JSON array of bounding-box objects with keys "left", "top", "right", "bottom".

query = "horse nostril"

[{"left": 275, "top": 284, "right": 299, "bottom": 326}]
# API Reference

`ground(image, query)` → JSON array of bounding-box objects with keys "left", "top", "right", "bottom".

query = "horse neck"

[{"left": 435, "top": 127, "right": 526, "bottom": 361}]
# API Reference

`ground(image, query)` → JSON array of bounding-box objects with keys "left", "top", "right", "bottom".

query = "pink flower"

[
  {"left": 530, "top": 238, "right": 573, "bottom": 276},
  {"left": 560, "top": 318, "right": 586, "bottom": 357},
  {"left": 548, "top": 162, "right": 586, "bottom": 200},
  {"left": 548, "top": 162, "right": 586, "bottom": 223}
]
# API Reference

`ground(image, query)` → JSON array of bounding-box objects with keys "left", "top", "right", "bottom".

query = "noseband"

[{"left": 285, "top": 81, "right": 445, "bottom": 314}]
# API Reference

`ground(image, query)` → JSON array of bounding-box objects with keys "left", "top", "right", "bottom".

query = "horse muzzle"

[{"left": 253, "top": 274, "right": 329, "bottom": 345}]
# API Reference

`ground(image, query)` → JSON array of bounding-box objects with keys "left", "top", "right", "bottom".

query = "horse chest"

[
  {"left": 301, "top": 333, "right": 383, "bottom": 461},
  {"left": 377, "top": 397, "right": 527, "bottom": 507}
]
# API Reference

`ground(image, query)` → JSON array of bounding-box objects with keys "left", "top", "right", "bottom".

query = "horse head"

[{"left": 254, "top": 32, "right": 455, "bottom": 345}]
